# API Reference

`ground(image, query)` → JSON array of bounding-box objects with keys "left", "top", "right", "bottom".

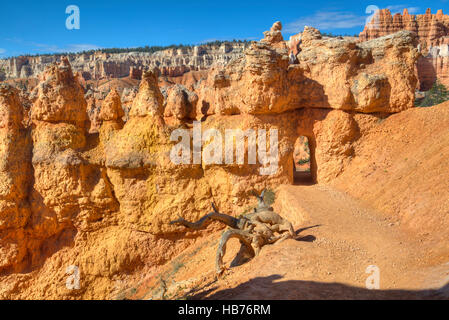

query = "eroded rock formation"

[
  {"left": 0, "top": 84, "right": 31, "bottom": 274},
  {"left": 0, "top": 43, "right": 249, "bottom": 81},
  {"left": 196, "top": 24, "right": 419, "bottom": 115}
]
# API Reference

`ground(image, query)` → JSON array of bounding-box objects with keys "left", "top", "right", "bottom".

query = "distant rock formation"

[
  {"left": 0, "top": 43, "right": 249, "bottom": 81},
  {"left": 128, "top": 66, "right": 142, "bottom": 80},
  {"left": 359, "top": 8, "right": 449, "bottom": 47},
  {"left": 359, "top": 8, "right": 449, "bottom": 90}
]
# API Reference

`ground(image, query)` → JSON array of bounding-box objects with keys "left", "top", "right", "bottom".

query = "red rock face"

[
  {"left": 359, "top": 8, "right": 449, "bottom": 47},
  {"left": 0, "top": 85, "right": 32, "bottom": 274},
  {"left": 359, "top": 8, "right": 449, "bottom": 90},
  {"left": 128, "top": 67, "right": 142, "bottom": 80}
]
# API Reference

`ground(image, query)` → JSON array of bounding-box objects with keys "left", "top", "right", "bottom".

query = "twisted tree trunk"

[{"left": 170, "top": 207, "right": 239, "bottom": 230}]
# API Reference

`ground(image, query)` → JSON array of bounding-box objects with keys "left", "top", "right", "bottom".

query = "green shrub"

[
  {"left": 416, "top": 80, "right": 449, "bottom": 107},
  {"left": 298, "top": 158, "right": 310, "bottom": 165}
]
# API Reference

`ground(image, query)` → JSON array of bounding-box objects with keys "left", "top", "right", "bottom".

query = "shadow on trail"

[
  {"left": 295, "top": 224, "right": 321, "bottom": 235},
  {"left": 189, "top": 274, "right": 449, "bottom": 300},
  {"left": 296, "top": 235, "right": 316, "bottom": 242},
  {"left": 293, "top": 171, "right": 315, "bottom": 186},
  {"left": 294, "top": 224, "right": 321, "bottom": 242}
]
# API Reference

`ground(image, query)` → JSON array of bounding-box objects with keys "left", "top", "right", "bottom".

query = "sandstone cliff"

[{"left": 359, "top": 8, "right": 449, "bottom": 47}]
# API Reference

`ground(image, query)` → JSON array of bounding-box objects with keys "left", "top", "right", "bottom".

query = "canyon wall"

[
  {"left": 359, "top": 8, "right": 449, "bottom": 46},
  {"left": 0, "top": 43, "right": 248, "bottom": 81},
  {"left": 359, "top": 8, "right": 449, "bottom": 90},
  {"left": 0, "top": 23, "right": 420, "bottom": 299}
]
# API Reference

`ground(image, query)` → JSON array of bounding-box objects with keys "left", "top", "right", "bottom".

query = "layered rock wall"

[
  {"left": 0, "top": 43, "right": 249, "bottom": 81},
  {"left": 359, "top": 8, "right": 449, "bottom": 47}
]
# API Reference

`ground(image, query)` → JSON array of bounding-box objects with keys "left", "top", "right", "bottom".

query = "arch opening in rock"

[{"left": 292, "top": 135, "right": 315, "bottom": 185}]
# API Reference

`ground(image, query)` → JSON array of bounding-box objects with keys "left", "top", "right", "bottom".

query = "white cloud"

[
  {"left": 0, "top": 48, "right": 5, "bottom": 54},
  {"left": 4, "top": 38, "right": 101, "bottom": 55},
  {"left": 284, "top": 11, "right": 366, "bottom": 33}
]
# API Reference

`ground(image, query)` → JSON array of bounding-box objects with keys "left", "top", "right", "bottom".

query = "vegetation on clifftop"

[{"left": 4, "top": 40, "right": 253, "bottom": 59}]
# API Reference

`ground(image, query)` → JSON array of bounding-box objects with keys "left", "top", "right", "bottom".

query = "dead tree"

[{"left": 170, "top": 190, "right": 295, "bottom": 274}]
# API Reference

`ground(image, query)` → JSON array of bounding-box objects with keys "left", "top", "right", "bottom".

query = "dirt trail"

[{"left": 134, "top": 184, "right": 448, "bottom": 300}]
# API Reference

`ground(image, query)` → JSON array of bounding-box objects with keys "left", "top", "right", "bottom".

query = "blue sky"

[{"left": 1, "top": 0, "right": 448, "bottom": 58}]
